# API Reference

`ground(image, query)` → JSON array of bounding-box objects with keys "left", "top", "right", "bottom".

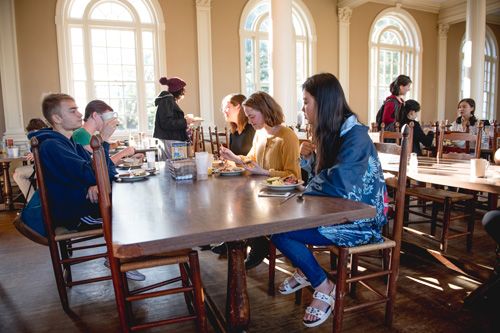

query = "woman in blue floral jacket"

[{"left": 271, "top": 73, "right": 388, "bottom": 328}]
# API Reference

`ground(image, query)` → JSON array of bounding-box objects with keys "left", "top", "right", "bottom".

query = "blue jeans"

[{"left": 271, "top": 228, "right": 334, "bottom": 288}]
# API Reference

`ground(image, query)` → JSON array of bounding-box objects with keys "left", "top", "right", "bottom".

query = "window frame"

[
  {"left": 368, "top": 8, "right": 422, "bottom": 124},
  {"left": 239, "top": 0, "right": 316, "bottom": 121},
  {"left": 55, "top": 0, "right": 166, "bottom": 135},
  {"left": 459, "top": 26, "right": 498, "bottom": 121}
]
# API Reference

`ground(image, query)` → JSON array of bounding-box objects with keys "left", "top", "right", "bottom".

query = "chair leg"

[
  {"left": 430, "top": 203, "right": 439, "bottom": 236},
  {"left": 268, "top": 243, "right": 276, "bottom": 296},
  {"left": 189, "top": 251, "right": 208, "bottom": 333},
  {"left": 294, "top": 289, "right": 303, "bottom": 305},
  {"left": 111, "top": 258, "right": 131, "bottom": 333},
  {"left": 330, "top": 251, "right": 337, "bottom": 270},
  {"left": 180, "top": 263, "right": 194, "bottom": 314},
  {"left": 440, "top": 198, "right": 452, "bottom": 253},
  {"left": 59, "top": 241, "right": 73, "bottom": 285},
  {"left": 332, "top": 248, "right": 348, "bottom": 333},
  {"left": 466, "top": 202, "right": 476, "bottom": 252},
  {"left": 350, "top": 254, "right": 358, "bottom": 296},
  {"left": 48, "top": 240, "right": 70, "bottom": 312},
  {"left": 385, "top": 247, "right": 397, "bottom": 327}
]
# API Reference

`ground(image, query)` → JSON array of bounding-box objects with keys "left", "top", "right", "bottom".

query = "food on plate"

[
  {"left": 265, "top": 175, "right": 299, "bottom": 185},
  {"left": 120, "top": 157, "right": 143, "bottom": 167},
  {"left": 214, "top": 160, "right": 243, "bottom": 173},
  {"left": 119, "top": 169, "right": 147, "bottom": 178}
]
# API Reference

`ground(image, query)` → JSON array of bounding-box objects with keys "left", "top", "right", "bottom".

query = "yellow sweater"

[{"left": 246, "top": 126, "right": 301, "bottom": 179}]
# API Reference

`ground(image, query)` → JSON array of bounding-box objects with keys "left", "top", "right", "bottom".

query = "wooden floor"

[{"left": 1, "top": 208, "right": 499, "bottom": 333}]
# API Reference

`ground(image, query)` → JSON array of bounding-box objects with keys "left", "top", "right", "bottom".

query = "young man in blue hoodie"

[{"left": 29, "top": 93, "right": 117, "bottom": 231}]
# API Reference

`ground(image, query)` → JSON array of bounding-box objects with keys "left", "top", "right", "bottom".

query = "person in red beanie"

[{"left": 153, "top": 76, "right": 194, "bottom": 159}]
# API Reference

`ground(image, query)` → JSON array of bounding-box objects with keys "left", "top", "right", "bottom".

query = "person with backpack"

[{"left": 376, "top": 74, "right": 412, "bottom": 129}]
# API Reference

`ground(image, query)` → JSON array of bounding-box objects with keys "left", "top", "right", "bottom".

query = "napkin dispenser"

[{"left": 167, "top": 158, "right": 196, "bottom": 180}]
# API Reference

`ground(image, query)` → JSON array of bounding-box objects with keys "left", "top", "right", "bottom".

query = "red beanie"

[{"left": 159, "top": 77, "right": 186, "bottom": 93}]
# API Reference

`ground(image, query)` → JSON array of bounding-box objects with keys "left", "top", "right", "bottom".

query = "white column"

[
  {"left": 270, "top": 0, "right": 295, "bottom": 124},
  {"left": 464, "top": 0, "right": 486, "bottom": 113},
  {"left": 196, "top": 0, "right": 214, "bottom": 125},
  {"left": 436, "top": 24, "right": 449, "bottom": 121},
  {"left": 0, "top": 0, "right": 26, "bottom": 144},
  {"left": 338, "top": 7, "right": 352, "bottom": 102}
]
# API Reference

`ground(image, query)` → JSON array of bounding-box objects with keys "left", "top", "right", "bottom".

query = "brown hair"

[
  {"left": 42, "top": 93, "right": 74, "bottom": 126},
  {"left": 224, "top": 94, "right": 248, "bottom": 134},
  {"left": 242, "top": 91, "right": 284, "bottom": 127},
  {"left": 25, "top": 118, "right": 48, "bottom": 132},
  {"left": 84, "top": 100, "right": 113, "bottom": 121}
]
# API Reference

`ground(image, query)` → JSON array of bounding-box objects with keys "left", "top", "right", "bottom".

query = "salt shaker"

[{"left": 409, "top": 153, "right": 418, "bottom": 173}]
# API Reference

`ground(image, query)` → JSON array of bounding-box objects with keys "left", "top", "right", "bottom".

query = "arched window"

[
  {"left": 239, "top": 0, "right": 316, "bottom": 115},
  {"left": 460, "top": 27, "right": 498, "bottom": 120},
  {"left": 368, "top": 9, "right": 422, "bottom": 122},
  {"left": 56, "top": 0, "right": 166, "bottom": 133}
]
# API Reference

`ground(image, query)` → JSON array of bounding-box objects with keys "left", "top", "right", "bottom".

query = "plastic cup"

[
  {"left": 195, "top": 152, "right": 209, "bottom": 180},
  {"left": 7, "top": 146, "right": 19, "bottom": 158},
  {"left": 146, "top": 151, "right": 156, "bottom": 169}
]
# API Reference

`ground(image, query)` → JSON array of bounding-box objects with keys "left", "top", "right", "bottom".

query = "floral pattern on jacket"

[{"left": 301, "top": 116, "right": 388, "bottom": 247}]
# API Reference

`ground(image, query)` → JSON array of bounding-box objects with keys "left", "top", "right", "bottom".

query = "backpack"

[{"left": 376, "top": 97, "right": 401, "bottom": 129}]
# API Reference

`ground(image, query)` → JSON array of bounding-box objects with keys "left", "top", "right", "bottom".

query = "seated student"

[
  {"left": 29, "top": 93, "right": 145, "bottom": 281},
  {"left": 399, "top": 99, "right": 434, "bottom": 155},
  {"left": 72, "top": 100, "right": 143, "bottom": 164},
  {"left": 271, "top": 73, "right": 388, "bottom": 328},
  {"left": 220, "top": 91, "right": 301, "bottom": 269},
  {"left": 13, "top": 118, "right": 48, "bottom": 202}
]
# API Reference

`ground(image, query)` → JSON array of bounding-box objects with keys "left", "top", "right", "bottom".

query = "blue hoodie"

[{"left": 28, "top": 128, "right": 117, "bottom": 230}]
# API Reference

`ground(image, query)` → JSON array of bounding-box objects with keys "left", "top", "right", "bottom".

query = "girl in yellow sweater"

[{"left": 220, "top": 91, "right": 301, "bottom": 269}]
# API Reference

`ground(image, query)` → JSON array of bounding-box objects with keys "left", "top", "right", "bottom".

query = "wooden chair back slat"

[
  {"left": 437, "top": 122, "right": 483, "bottom": 159},
  {"left": 208, "top": 126, "right": 229, "bottom": 158}
]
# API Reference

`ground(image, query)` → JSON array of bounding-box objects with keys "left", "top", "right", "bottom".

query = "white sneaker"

[{"left": 103, "top": 259, "right": 146, "bottom": 281}]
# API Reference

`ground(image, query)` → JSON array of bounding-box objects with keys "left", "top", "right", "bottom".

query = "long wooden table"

[{"left": 112, "top": 163, "right": 376, "bottom": 332}]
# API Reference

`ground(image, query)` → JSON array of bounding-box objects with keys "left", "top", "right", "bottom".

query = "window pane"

[
  {"left": 90, "top": 2, "right": 133, "bottom": 22},
  {"left": 123, "top": 48, "right": 136, "bottom": 65},
  {"left": 143, "top": 48, "right": 154, "bottom": 66},
  {"left": 72, "top": 46, "right": 84, "bottom": 64},
  {"left": 259, "top": 17, "right": 270, "bottom": 32},
  {"left": 128, "top": 0, "right": 153, "bottom": 23},
  {"left": 73, "top": 81, "right": 87, "bottom": 104},
  {"left": 259, "top": 40, "right": 269, "bottom": 85},
  {"left": 95, "top": 82, "right": 109, "bottom": 99},
  {"left": 143, "top": 31, "right": 153, "bottom": 48},
  {"left": 92, "top": 47, "right": 107, "bottom": 64},
  {"left": 245, "top": 2, "right": 269, "bottom": 31},
  {"left": 106, "top": 30, "right": 121, "bottom": 47},
  {"left": 70, "top": 0, "right": 91, "bottom": 18},
  {"left": 144, "top": 65, "right": 154, "bottom": 81},
  {"left": 71, "top": 28, "right": 83, "bottom": 46}
]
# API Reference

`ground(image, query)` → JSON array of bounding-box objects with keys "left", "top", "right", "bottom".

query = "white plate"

[
  {"left": 261, "top": 180, "right": 304, "bottom": 191},
  {"left": 117, "top": 163, "right": 143, "bottom": 170},
  {"left": 115, "top": 172, "right": 149, "bottom": 182},
  {"left": 218, "top": 167, "right": 244, "bottom": 176}
]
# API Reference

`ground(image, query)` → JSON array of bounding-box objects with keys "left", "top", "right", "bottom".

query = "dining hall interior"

[{"left": 1, "top": 0, "right": 500, "bottom": 332}]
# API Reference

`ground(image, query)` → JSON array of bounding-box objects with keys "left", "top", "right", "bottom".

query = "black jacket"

[{"left": 153, "top": 91, "right": 188, "bottom": 141}]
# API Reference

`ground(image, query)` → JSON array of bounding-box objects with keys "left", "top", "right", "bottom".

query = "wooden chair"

[
  {"left": 208, "top": 126, "right": 229, "bottom": 159},
  {"left": 370, "top": 122, "right": 379, "bottom": 132},
  {"left": 404, "top": 123, "right": 482, "bottom": 252},
  {"left": 90, "top": 135, "right": 207, "bottom": 332},
  {"left": 30, "top": 137, "right": 110, "bottom": 313},
  {"left": 192, "top": 125, "right": 206, "bottom": 153},
  {"left": 323, "top": 124, "right": 411, "bottom": 332},
  {"left": 379, "top": 122, "right": 408, "bottom": 147},
  {"left": 437, "top": 122, "right": 483, "bottom": 159},
  {"left": 491, "top": 121, "right": 499, "bottom": 161}
]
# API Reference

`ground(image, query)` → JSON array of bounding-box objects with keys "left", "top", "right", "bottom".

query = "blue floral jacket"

[{"left": 301, "top": 116, "right": 388, "bottom": 247}]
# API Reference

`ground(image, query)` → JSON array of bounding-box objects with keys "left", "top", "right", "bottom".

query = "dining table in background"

[
  {"left": 0, "top": 154, "right": 26, "bottom": 210},
  {"left": 112, "top": 163, "right": 376, "bottom": 332}
]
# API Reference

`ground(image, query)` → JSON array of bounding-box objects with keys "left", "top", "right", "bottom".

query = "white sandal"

[
  {"left": 278, "top": 271, "right": 311, "bottom": 295},
  {"left": 303, "top": 287, "right": 336, "bottom": 328}
]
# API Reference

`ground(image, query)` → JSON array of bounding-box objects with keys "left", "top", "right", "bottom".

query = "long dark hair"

[
  {"left": 400, "top": 99, "right": 420, "bottom": 125},
  {"left": 389, "top": 75, "right": 412, "bottom": 96},
  {"left": 302, "top": 73, "right": 355, "bottom": 173},
  {"left": 456, "top": 98, "right": 477, "bottom": 126}
]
